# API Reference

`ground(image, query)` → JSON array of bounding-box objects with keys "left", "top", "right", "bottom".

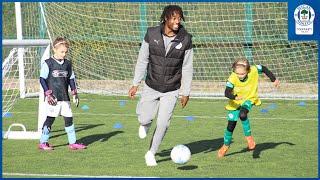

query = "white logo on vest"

[
  {"left": 52, "top": 70, "right": 68, "bottom": 77},
  {"left": 153, "top": 39, "right": 160, "bottom": 45},
  {"left": 175, "top": 42, "right": 182, "bottom": 49}
]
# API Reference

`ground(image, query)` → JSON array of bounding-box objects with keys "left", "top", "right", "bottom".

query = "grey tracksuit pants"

[{"left": 136, "top": 84, "right": 179, "bottom": 154}]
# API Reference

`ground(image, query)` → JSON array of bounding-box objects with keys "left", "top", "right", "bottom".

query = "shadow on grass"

[
  {"left": 50, "top": 123, "right": 105, "bottom": 139},
  {"left": 156, "top": 138, "right": 224, "bottom": 164},
  {"left": 78, "top": 130, "right": 124, "bottom": 145},
  {"left": 225, "top": 141, "right": 296, "bottom": 158},
  {"left": 177, "top": 165, "right": 198, "bottom": 170},
  {"left": 53, "top": 130, "right": 124, "bottom": 148}
]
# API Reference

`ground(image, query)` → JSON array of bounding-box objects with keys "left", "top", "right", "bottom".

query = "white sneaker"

[
  {"left": 138, "top": 125, "right": 147, "bottom": 139},
  {"left": 145, "top": 151, "right": 157, "bottom": 166}
]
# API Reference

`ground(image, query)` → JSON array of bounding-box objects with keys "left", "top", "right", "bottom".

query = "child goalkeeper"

[
  {"left": 218, "top": 58, "right": 280, "bottom": 158},
  {"left": 38, "top": 37, "right": 86, "bottom": 150}
]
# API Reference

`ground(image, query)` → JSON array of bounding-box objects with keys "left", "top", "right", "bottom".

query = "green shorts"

[{"left": 227, "top": 100, "right": 253, "bottom": 121}]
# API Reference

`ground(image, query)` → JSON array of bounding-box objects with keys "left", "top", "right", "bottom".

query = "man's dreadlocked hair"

[{"left": 160, "top": 5, "right": 185, "bottom": 23}]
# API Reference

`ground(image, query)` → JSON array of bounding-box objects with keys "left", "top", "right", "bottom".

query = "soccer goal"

[{"left": 38, "top": 2, "right": 318, "bottom": 99}]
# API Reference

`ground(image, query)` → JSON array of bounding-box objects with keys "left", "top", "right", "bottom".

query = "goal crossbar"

[{"left": 2, "top": 39, "right": 50, "bottom": 47}]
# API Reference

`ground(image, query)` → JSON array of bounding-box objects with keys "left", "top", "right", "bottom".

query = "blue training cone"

[
  {"left": 113, "top": 122, "right": 123, "bottom": 129},
  {"left": 81, "top": 104, "right": 90, "bottom": 111},
  {"left": 119, "top": 100, "right": 127, "bottom": 107},
  {"left": 2, "top": 112, "right": 12, "bottom": 118},
  {"left": 298, "top": 101, "right": 306, "bottom": 107},
  {"left": 268, "top": 103, "right": 277, "bottom": 110},
  {"left": 185, "top": 116, "right": 195, "bottom": 121},
  {"left": 260, "top": 109, "right": 269, "bottom": 113}
]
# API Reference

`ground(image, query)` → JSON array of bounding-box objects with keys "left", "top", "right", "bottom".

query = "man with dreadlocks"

[{"left": 128, "top": 5, "right": 193, "bottom": 166}]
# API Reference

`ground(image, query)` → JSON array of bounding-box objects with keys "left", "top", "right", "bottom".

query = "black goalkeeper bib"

[{"left": 45, "top": 58, "right": 72, "bottom": 101}]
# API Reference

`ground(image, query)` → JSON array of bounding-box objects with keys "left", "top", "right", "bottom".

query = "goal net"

[
  {"left": 2, "top": 47, "right": 41, "bottom": 115},
  {"left": 2, "top": 40, "right": 50, "bottom": 139},
  {"left": 38, "top": 2, "right": 318, "bottom": 99}
]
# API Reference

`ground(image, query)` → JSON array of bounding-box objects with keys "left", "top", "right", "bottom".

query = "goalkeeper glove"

[
  {"left": 72, "top": 89, "right": 79, "bottom": 107},
  {"left": 45, "top": 90, "right": 57, "bottom": 106}
]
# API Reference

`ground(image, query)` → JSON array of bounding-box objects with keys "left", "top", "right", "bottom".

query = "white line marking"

[
  {"left": 80, "top": 99, "right": 319, "bottom": 106},
  {"left": 11, "top": 111, "right": 317, "bottom": 121},
  {"left": 3, "top": 172, "right": 159, "bottom": 178},
  {"left": 21, "top": 98, "right": 319, "bottom": 105}
]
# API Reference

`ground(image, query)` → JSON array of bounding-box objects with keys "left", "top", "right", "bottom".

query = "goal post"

[{"left": 2, "top": 39, "right": 50, "bottom": 139}]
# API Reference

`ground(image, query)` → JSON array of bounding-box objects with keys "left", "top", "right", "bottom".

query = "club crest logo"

[{"left": 294, "top": 4, "right": 315, "bottom": 35}]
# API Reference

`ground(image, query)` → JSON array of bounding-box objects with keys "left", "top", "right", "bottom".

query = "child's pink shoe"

[
  {"left": 38, "top": 143, "right": 54, "bottom": 150},
  {"left": 68, "top": 143, "right": 87, "bottom": 150}
]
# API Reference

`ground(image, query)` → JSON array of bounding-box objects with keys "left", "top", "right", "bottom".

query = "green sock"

[
  {"left": 224, "top": 129, "right": 233, "bottom": 145},
  {"left": 241, "top": 118, "right": 252, "bottom": 136}
]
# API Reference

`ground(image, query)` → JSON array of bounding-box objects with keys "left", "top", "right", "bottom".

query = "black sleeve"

[
  {"left": 261, "top": 65, "right": 276, "bottom": 82},
  {"left": 40, "top": 77, "right": 49, "bottom": 92},
  {"left": 70, "top": 79, "right": 76, "bottom": 91},
  {"left": 225, "top": 86, "right": 237, "bottom": 100},
  {"left": 68, "top": 62, "right": 77, "bottom": 91}
]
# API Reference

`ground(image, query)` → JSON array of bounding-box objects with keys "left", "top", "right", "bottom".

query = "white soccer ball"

[{"left": 170, "top": 144, "right": 191, "bottom": 164}]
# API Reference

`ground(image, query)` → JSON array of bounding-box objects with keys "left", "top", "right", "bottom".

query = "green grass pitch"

[{"left": 2, "top": 94, "right": 318, "bottom": 177}]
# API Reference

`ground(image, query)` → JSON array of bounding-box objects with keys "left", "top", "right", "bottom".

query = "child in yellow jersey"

[{"left": 217, "top": 58, "right": 280, "bottom": 158}]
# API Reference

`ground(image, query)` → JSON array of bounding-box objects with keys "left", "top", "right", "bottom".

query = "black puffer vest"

[{"left": 144, "top": 24, "right": 192, "bottom": 93}]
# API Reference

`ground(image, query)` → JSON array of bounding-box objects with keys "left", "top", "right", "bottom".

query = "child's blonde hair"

[
  {"left": 232, "top": 58, "right": 250, "bottom": 72},
  {"left": 53, "top": 37, "right": 70, "bottom": 48}
]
